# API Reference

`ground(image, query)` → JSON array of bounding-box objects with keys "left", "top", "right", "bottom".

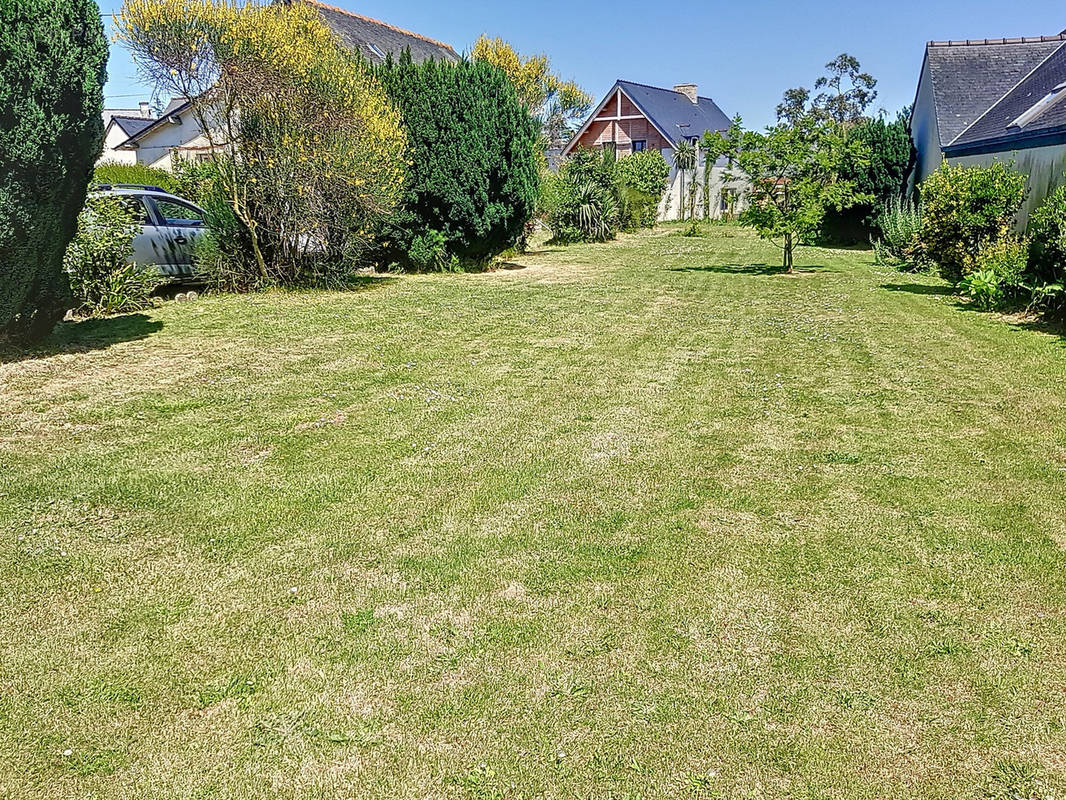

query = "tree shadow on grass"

[
  {"left": 1012, "top": 314, "right": 1066, "bottom": 343},
  {"left": 669, "top": 263, "right": 825, "bottom": 276},
  {"left": 879, "top": 282, "right": 955, "bottom": 297},
  {"left": 0, "top": 313, "right": 163, "bottom": 365}
]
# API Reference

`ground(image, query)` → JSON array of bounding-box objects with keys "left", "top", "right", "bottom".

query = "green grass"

[{"left": 2, "top": 224, "right": 1065, "bottom": 799}]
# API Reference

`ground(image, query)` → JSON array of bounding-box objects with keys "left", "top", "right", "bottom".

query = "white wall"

[
  {"left": 96, "top": 123, "right": 138, "bottom": 167},
  {"left": 658, "top": 151, "right": 750, "bottom": 222},
  {"left": 130, "top": 116, "right": 208, "bottom": 170}
]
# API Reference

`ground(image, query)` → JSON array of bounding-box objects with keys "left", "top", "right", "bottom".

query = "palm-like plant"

[{"left": 672, "top": 141, "right": 697, "bottom": 221}]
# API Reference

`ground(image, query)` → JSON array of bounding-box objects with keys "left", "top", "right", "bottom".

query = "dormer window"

[{"left": 1009, "top": 81, "right": 1066, "bottom": 129}]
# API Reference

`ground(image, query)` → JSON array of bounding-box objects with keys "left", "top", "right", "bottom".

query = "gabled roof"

[
  {"left": 918, "top": 34, "right": 1066, "bottom": 149},
  {"left": 114, "top": 98, "right": 191, "bottom": 149},
  {"left": 108, "top": 115, "right": 155, "bottom": 138},
  {"left": 616, "top": 80, "right": 731, "bottom": 145},
  {"left": 564, "top": 79, "right": 732, "bottom": 155},
  {"left": 949, "top": 42, "right": 1066, "bottom": 151},
  {"left": 293, "top": 0, "right": 458, "bottom": 64},
  {"left": 104, "top": 108, "right": 147, "bottom": 126}
]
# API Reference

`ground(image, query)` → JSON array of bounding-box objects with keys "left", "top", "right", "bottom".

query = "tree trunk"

[
  {"left": 784, "top": 232, "right": 794, "bottom": 273},
  {"left": 679, "top": 172, "right": 685, "bottom": 221}
]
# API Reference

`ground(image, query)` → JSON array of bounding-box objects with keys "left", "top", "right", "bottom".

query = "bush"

[
  {"left": 120, "top": 0, "right": 407, "bottom": 287},
  {"left": 94, "top": 161, "right": 179, "bottom": 194},
  {"left": 188, "top": 160, "right": 259, "bottom": 292},
  {"left": 959, "top": 269, "right": 1004, "bottom": 311},
  {"left": 918, "top": 162, "right": 1027, "bottom": 283},
  {"left": 615, "top": 150, "right": 670, "bottom": 230},
  {"left": 64, "top": 195, "right": 164, "bottom": 315},
  {"left": 546, "top": 147, "right": 669, "bottom": 243},
  {"left": 372, "top": 54, "right": 540, "bottom": 270},
  {"left": 873, "top": 197, "right": 926, "bottom": 271},
  {"left": 959, "top": 236, "right": 1029, "bottom": 310},
  {"left": 1027, "top": 183, "right": 1066, "bottom": 285},
  {"left": 546, "top": 148, "right": 619, "bottom": 243},
  {"left": 0, "top": 0, "right": 108, "bottom": 341},
  {"left": 821, "top": 111, "right": 914, "bottom": 244}
]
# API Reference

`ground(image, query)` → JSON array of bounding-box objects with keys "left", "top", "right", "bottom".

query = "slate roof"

[
  {"left": 615, "top": 80, "right": 731, "bottom": 147},
  {"left": 951, "top": 43, "right": 1066, "bottom": 149},
  {"left": 920, "top": 34, "right": 1066, "bottom": 152},
  {"left": 108, "top": 115, "right": 155, "bottom": 138},
  {"left": 294, "top": 0, "right": 458, "bottom": 65},
  {"left": 115, "top": 98, "right": 191, "bottom": 149}
]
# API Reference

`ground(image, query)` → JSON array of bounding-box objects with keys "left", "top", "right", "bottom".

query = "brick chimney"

[
  {"left": 139, "top": 101, "right": 151, "bottom": 118},
  {"left": 674, "top": 84, "right": 698, "bottom": 104}
]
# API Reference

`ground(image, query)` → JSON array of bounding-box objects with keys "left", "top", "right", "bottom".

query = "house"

[
  {"left": 97, "top": 102, "right": 154, "bottom": 166},
  {"left": 911, "top": 31, "right": 1066, "bottom": 221},
  {"left": 99, "top": 0, "right": 459, "bottom": 170},
  {"left": 562, "top": 79, "right": 748, "bottom": 221}
]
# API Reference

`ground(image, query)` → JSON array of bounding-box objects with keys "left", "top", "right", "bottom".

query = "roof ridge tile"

[{"left": 301, "top": 0, "right": 457, "bottom": 55}]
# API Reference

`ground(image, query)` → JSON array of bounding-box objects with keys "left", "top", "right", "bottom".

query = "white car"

[{"left": 92, "top": 184, "right": 208, "bottom": 281}]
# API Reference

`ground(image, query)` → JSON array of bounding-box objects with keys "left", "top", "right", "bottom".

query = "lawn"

[{"left": 2, "top": 224, "right": 1065, "bottom": 799}]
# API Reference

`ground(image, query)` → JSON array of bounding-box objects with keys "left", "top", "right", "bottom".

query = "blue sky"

[{"left": 101, "top": 0, "right": 1066, "bottom": 129}]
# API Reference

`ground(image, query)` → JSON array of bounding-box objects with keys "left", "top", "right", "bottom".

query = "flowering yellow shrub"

[{"left": 118, "top": 0, "right": 408, "bottom": 281}]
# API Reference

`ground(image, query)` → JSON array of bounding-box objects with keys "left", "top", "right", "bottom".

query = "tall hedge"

[
  {"left": 0, "top": 0, "right": 107, "bottom": 341},
  {"left": 820, "top": 111, "right": 914, "bottom": 244},
  {"left": 373, "top": 53, "right": 539, "bottom": 269}
]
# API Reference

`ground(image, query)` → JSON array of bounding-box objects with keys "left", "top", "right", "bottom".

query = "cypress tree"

[
  {"left": 0, "top": 0, "right": 107, "bottom": 341},
  {"left": 373, "top": 52, "right": 540, "bottom": 269}
]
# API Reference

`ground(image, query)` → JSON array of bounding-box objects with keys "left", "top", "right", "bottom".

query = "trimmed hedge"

[
  {"left": 94, "top": 161, "right": 180, "bottom": 194},
  {"left": 0, "top": 0, "right": 108, "bottom": 341}
]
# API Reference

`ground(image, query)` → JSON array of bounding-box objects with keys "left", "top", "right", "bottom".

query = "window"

[
  {"left": 632, "top": 140, "right": 647, "bottom": 153},
  {"left": 367, "top": 42, "right": 386, "bottom": 61},
  {"left": 1010, "top": 81, "right": 1066, "bottom": 129},
  {"left": 117, "top": 196, "right": 150, "bottom": 225},
  {"left": 152, "top": 198, "right": 204, "bottom": 227}
]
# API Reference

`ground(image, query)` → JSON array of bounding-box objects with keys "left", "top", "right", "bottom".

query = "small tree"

[
  {"left": 472, "top": 35, "right": 592, "bottom": 151},
  {"left": 0, "top": 0, "right": 108, "bottom": 341},
  {"left": 372, "top": 53, "right": 540, "bottom": 269},
  {"left": 726, "top": 116, "right": 871, "bottom": 272}
]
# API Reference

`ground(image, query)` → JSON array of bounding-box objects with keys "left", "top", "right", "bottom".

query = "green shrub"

[
  {"left": 546, "top": 148, "right": 622, "bottom": 243},
  {"left": 975, "top": 236, "right": 1028, "bottom": 293},
  {"left": 94, "top": 161, "right": 179, "bottom": 194},
  {"left": 874, "top": 197, "right": 926, "bottom": 271},
  {"left": 1027, "top": 183, "right": 1066, "bottom": 285},
  {"left": 372, "top": 53, "right": 540, "bottom": 270},
  {"left": 0, "top": 0, "right": 108, "bottom": 341},
  {"left": 188, "top": 159, "right": 259, "bottom": 292},
  {"left": 958, "top": 236, "right": 1028, "bottom": 311},
  {"left": 64, "top": 195, "right": 164, "bottom": 316},
  {"left": 171, "top": 158, "right": 221, "bottom": 205},
  {"left": 821, "top": 111, "right": 914, "bottom": 244},
  {"left": 548, "top": 181, "right": 618, "bottom": 243},
  {"left": 615, "top": 150, "right": 670, "bottom": 230},
  {"left": 918, "top": 162, "right": 1027, "bottom": 283},
  {"left": 960, "top": 270, "right": 1004, "bottom": 311}
]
